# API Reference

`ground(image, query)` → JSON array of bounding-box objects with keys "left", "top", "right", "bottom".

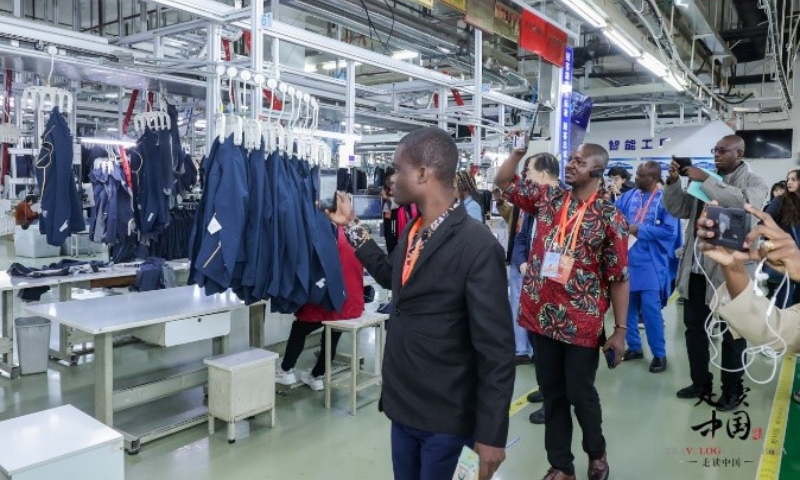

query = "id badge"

[
  {"left": 542, "top": 252, "right": 561, "bottom": 278},
  {"left": 543, "top": 253, "right": 574, "bottom": 284}
]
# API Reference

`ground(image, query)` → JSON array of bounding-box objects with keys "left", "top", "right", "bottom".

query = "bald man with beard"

[{"left": 663, "top": 135, "right": 768, "bottom": 411}]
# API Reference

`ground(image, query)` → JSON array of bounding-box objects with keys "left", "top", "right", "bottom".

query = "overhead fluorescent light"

[
  {"left": 603, "top": 28, "right": 641, "bottom": 58},
  {"left": 662, "top": 73, "right": 686, "bottom": 91},
  {"left": 437, "top": 46, "right": 451, "bottom": 54},
  {"left": 104, "top": 93, "right": 119, "bottom": 99},
  {"left": 304, "top": 64, "right": 317, "bottom": 73},
  {"left": 637, "top": 52, "right": 669, "bottom": 77},
  {"left": 392, "top": 50, "right": 419, "bottom": 60},
  {"left": 79, "top": 137, "right": 137, "bottom": 147},
  {"left": 559, "top": 0, "right": 607, "bottom": 28},
  {"left": 106, "top": 127, "right": 119, "bottom": 132}
]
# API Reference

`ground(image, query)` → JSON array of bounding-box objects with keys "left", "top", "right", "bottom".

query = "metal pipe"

[
  {"left": 98, "top": 0, "right": 104, "bottom": 37},
  {"left": 251, "top": 0, "right": 263, "bottom": 120},
  {"left": 438, "top": 86, "right": 447, "bottom": 129},
  {"left": 205, "top": 23, "right": 221, "bottom": 151},
  {"left": 473, "top": 28, "right": 482, "bottom": 165},
  {"left": 117, "top": 0, "right": 123, "bottom": 36},
  {"left": 271, "top": 0, "right": 280, "bottom": 80},
  {"left": 346, "top": 59, "right": 356, "bottom": 136}
]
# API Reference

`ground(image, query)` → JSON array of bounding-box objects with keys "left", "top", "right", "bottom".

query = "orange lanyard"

[
  {"left": 554, "top": 192, "right": 597, "bottom": 253},
  {"left": 634, "top": 191, "right": 657, "bottom": 224},
  {"left": 402, "top": 218, "right": 424, "bottom": 285}
]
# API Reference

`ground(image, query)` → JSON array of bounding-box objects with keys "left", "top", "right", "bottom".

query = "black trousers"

[
  {"left": 281, "top": 321, "right": 342, "bottom": 378},
  {"left": 531, "top": 333, "right": 605, "bottom": 476},
  {"left": 684, "top": 273, "right": 746, "bottom": 392}
]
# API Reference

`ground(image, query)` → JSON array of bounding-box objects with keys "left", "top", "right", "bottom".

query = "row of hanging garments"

[
  {"left": 88, "top": 154, "right": 134, "bottom": 246},
  {"left": 35, "top": 107, "right": 86, "bottom": 246},
  {"left": 148, "top": 205, "right": 196, "bottom": 260},
  {"left": 85, "top": 101, "right": 198, "bottom": 262},
  {"left": 189, "top": 133, "right": 345, "bottom": 313}
]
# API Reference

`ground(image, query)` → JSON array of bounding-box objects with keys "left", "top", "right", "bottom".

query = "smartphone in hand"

[
  {"left": 673, "top": 156, "right": 692, "bottom": 175},
  {"left": 705, "top": 206, "right": 750, "bottom": 251},
  {"left": 605, "top": 349, "right": 616, "bottom": 369}
]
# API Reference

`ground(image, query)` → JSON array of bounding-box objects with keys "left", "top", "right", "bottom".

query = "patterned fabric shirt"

[
  {"left": 345, "top": 201, "right": 460, "bottom": 255},
  {"left": 504, "top": 177, "right": 629, "bottom": 348}
]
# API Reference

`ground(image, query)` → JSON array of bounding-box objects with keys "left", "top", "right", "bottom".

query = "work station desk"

[
  {"left": 0, "top": 260, "right": 189, "bottom": 378},
  {"left": 25, "top": 285, "right": 245, "bottom": 453}
]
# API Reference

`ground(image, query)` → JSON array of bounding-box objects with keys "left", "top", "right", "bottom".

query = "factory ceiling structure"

[{"left": 0, "top": 0, "right": 797, "bottom": 156}]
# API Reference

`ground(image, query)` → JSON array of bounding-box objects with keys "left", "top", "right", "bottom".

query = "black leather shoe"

[
  {"left": 623, "top": 350, "right": 644, "bottom": 361},
  {"left": 677, "top": 384, "right": 711, "bottom": 399},
  {"left": 529, "top": 407, "right": 545, "bottom": 424},
  {"left": 649, "top": 357, "right": 667, "bottom": 373},
  {"left": 527, "top": 390, "right": 544, "bottom": 403},
  {"left": 515, "top": 355, "right": 532, "bottom": 366}
]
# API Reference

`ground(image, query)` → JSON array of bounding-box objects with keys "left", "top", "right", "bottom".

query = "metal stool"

[{"left": 323, "top": 312, "right": 388, "bottom": 415}]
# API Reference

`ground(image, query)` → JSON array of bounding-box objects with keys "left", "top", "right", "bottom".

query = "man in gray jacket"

[{"left": 663, "top": 135, "right": 767, "bottom": 411}]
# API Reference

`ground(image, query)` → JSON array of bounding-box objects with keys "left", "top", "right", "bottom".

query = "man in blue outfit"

[{"left": 616, "top": 161, "right": 679, "bottom": 373}]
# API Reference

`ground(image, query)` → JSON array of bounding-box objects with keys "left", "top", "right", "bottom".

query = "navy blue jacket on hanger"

[{"left": 35, "top": 107, "right": 86, "bottom": 247}]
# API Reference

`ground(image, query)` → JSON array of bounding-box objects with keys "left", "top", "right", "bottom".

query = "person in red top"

[
  {"left": 495, "top": 143, "right": 629, "bottom": 480},
  {"left": 275, "top": 226, "right": 365, "bottom": 391}
]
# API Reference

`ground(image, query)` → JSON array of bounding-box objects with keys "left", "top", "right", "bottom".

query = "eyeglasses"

[{"left": 711, "top": 147, "right": 738, "bottom": 154}]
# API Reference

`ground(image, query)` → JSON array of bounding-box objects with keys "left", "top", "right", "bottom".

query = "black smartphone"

[
  {"left": 705, "top": 206, "right": 750, "bottom": 251},
  {"left": 605, "top": 349, "right": 616, "bottom": 369},
  {"left": 318, "top": 168, "right": 338, "bottom": 212},
  {"left": 673, "top": 156, "right": 692, "bottom": 175}
]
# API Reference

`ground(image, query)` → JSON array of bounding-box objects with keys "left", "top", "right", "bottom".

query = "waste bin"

[{"left": 15, "top": 317, "right": 51, "bottom": 375}]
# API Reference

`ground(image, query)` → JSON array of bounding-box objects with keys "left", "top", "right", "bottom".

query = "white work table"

[
  {"left": 25, "top": 285, "right": 245, "bottom": 454},
  {"left": 0, "top": 260, "right": 190, "bottom": 377},
  {"left": 0, "top": 405, "right": 123, "bottom": 480}
]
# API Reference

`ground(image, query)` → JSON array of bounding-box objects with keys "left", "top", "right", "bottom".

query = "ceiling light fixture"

[
  {"left": 104, "top": 93, "right": 119, "bottom": 99},
  {"left": 558, "top": 0, "right": 607, "bottom": 28},
  {"left": 662, "top": 73, "right": 686, "bottom": 91},
  {"left": 637, "top": 52, "right": 669, "bottom": 77},
  {"left": 304, "top": 64, "right": 317, "bottom": 73},
  {"left": 79, "top": 137, "right": 137, "bottom": 147},
  {"left": 392, "top": 50, "right": 419, "bottom": 60},
  {"left": 603, "top": 28, "right": 641, "bottom": 58}
]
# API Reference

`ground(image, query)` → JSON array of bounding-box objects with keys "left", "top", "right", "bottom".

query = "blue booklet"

[{"left": 687, "top": 169, "right": 723, "bottom": 203}]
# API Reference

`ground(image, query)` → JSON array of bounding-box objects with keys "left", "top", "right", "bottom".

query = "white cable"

[{"left": 693, "top": 238, "right": 788, "bottom": 386}]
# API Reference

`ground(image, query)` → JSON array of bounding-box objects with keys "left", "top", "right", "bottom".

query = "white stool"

[
  {"left": 323, "top": 312, "right": 388, "bottom": 415},
  {"left": 0, "top": 405, "right": 123, "bottom": 480},
  {"left": 204, "top": 348, "right": 279, "bottom": 443}
]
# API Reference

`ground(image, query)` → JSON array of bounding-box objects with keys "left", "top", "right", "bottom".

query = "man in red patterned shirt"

[{"left": 495, "top": 144, "right": 629, "bottom": 480}]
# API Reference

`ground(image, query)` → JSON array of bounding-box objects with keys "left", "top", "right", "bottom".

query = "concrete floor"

[{"left": 0, "top": 236, "right": 786, "bottom": 480}]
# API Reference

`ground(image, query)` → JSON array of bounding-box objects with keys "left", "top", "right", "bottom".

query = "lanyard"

[
  {"left": 554, "top": 191, "right": 597, "bottom": 254},
  {"left": 402, "top": 218, "right": 424, "bottom": 285},
  {"left": 633, "top": 191, "right": 657, "bottom": 224}
]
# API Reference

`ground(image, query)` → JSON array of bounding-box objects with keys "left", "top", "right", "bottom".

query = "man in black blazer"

[{"left": 327, "top": 127, "right": 515, "bottom": 480}]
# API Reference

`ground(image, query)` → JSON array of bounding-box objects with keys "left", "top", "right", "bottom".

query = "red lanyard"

[
  {"left": 634, "top": 191, "right": 657, "bottom": 224},
  {"left": 402, "top": 218, "right": 424, "bottom": 285},
  {"left": 554, "top": 191, "right": 597, "bottom": 253}
]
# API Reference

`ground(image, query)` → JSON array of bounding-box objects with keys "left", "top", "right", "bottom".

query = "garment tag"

[
  {"left": 147, "top": 212, "right": 154, "bottom": 222},
  {"left": 451, "top": 446, "right": 479, "bottom": 480},
  {"left": 628, "top": 235, "right": 637, "bottom": 250},
  {"left": 207, "top": 216, "right": 222, "bottom": 234},
  {"left": 59, "top": 220, "right": 69, "bottom": 232}
]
